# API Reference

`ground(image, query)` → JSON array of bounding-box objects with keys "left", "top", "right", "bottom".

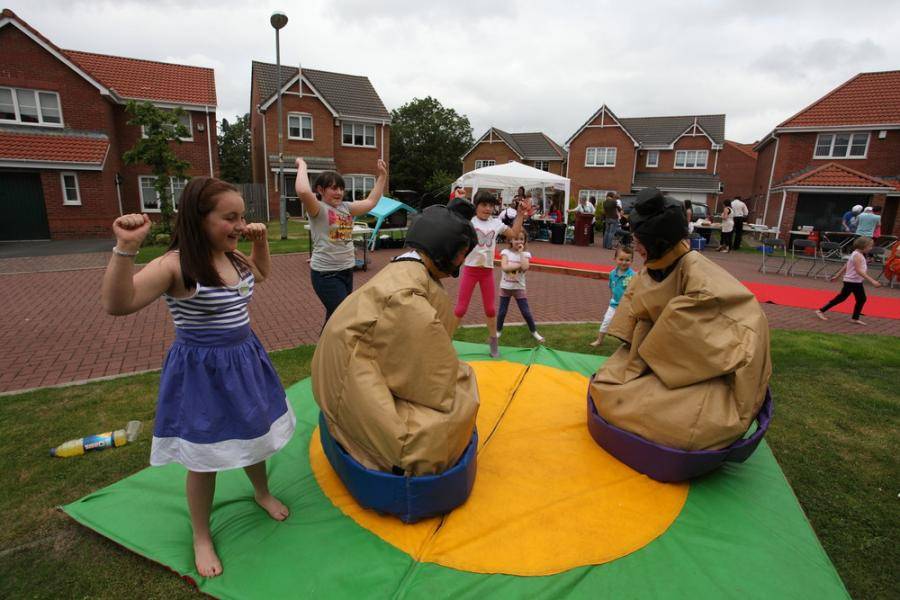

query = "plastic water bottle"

[{"left": 50, "top": 421, "right": 143, "bottom": 458}]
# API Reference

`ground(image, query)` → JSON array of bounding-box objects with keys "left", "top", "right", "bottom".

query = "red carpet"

[
  {"left": 528, "top": 256, "right": 613, "bottom": 273},
  {"left": 494, "top": 252, "right": 898, "bottom": 319},
  {"left": 742, "top": 282, "right": 899, "bottom": 320},
  {"left": 493, "top": 250, "right": 613, "bottom": 274}
]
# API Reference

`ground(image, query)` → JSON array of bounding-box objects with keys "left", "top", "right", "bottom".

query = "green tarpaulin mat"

[{"left": 63, "top": 342, "right": 848, "bottom": 598}]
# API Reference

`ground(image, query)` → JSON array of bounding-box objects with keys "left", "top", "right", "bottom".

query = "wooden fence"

[{"left": 238, "top": 183, "right": 268, "bottom": 223}]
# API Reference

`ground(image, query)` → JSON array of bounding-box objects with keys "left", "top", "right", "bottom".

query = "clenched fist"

[
  {"left": 112, "top": 213, "right": 151, "bottom": 251},
  {"left": 242, "top": 222, "right": 267, "bottom": 243}
]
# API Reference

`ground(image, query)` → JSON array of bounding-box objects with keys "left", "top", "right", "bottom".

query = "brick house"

[
  {"left": 751, "top": 70, "right": 900, "bottom": 239},
  {"left": 249, "top": 61, "right": 390, "bottom": 219},
  {"left": 719, "top": 140, "right": 758, "bottom": 205},
  {"left": 0, "top": 9, "right": 218, "bottom": 240},
  {"left": 566, "top": 105, "right": 725, "bottom": 209},
  {"left": 461, "top": 127, "right": 567, "bottom": 177}
]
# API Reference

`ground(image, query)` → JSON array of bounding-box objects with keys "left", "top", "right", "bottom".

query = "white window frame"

[
  {"left": 475, "top": 159, "right": 496, "bottom": 169},
  {"left": 585, "top": 147, "right": 617, "bottom": 167},
  {"left": 813, "top": 132, "right": 869, "bottom": 159},
  {"left": 343, "top": 174, "right": 376, "bottom": 202},
  {"left": 534, "top": 160, "right": 550, "bottom": 171},
  {"left": 287, "top": 112, "right": 313, "bottom": 140},
  {"left": 0, "top": 86, "right": 64, "bottom": 127},
  {"left": 646, "top": 150, "right": 659, "bottom": 168},
  {"left": 341, "top": 122, "right": 377, "bottom": 148},
  {"left": 60, "top": 172, "right": 81, "bottom": 206},
  {"left": 141, "top": 111, "right": 193, "bottom": 142},
  {"left": 139, "top": 175, "right": 190, "bottom": 213},
  {"left": 578, "top": 189, "right": 607, "bottom": 205},
  {"left": 674, "top": 149, "right": 709, "bottom": 169}
]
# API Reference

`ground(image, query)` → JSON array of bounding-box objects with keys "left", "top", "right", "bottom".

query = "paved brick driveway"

[{"left": 2, "top": 242, "right": 898, "bottom": 394}]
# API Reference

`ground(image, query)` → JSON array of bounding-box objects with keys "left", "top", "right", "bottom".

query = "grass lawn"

[
  {"left": 136, "top": 219, "right": 312, "bottom": 264},
  {"left": 0, "top": 327, "right": 897, "bottom": 598},
  {"left": 135, "top": 218, "right": 410, "bottom": 264}
]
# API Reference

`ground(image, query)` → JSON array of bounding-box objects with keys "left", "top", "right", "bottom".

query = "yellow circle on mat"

[{"left": 309, "top": 361, "right": 689, "bottom": 576}]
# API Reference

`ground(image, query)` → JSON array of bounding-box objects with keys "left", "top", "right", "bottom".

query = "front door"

[{"left": 0, "top": 172, "right": 50, "bottom": 240}]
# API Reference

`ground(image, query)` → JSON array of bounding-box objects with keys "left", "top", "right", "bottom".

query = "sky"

[{"left": 9, "top": 0, "right": 900, "bottom": 145}]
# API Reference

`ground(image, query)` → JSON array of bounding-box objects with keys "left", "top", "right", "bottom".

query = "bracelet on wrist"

[{"left": 112, "top": 246, "right": 139, "bottom": 257}]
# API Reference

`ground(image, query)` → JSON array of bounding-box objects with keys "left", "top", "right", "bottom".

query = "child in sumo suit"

[{"left": 589, "top": 188, "right": 772, "bottom": 451}]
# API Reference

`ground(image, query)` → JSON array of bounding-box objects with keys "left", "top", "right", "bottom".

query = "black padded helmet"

[
  {"left": 629, "top": 188, "right": 688, "bottom": 260},
  {"left": 405, "top": 198, "right": 476, "bottom": 277}
]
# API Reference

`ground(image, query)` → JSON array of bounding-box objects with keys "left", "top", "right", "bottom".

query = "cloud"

[
  {"left": 7, "top": 0, "right": 900, "bottom": 145},
  {"left": 752, "top": 38, "right": 886, "bottom": 81}
]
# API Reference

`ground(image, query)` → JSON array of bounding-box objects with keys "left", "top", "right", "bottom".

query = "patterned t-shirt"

[
  {"left": 500, "top": 249, "right": 532, "bottom": 290},
  {"left": 608, "top": 267, "right": 636, "bottom": 308},
  {"left": 309, "top": 200, "right": 355, "bottom": 272},
  {"left": 464, "top": 216, "right": 509, "bottom": 268}
]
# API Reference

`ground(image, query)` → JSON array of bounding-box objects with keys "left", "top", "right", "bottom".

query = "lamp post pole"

[{"left": 271, "top": 11, "right": 289, "bottom": 240}]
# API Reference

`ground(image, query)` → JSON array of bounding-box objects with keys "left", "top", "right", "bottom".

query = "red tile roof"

[
  {"left": 779, "top": 71, "right": 900, "bottom": 128},
  {"left": 725, "top": 140, "right": 758, "bottom": 159},
  {"left": 65, "top": 50, "right": 216, "bottom": 106},
  {"left": 2, "top": 9, "right": 216, "bottom": 106},
  {"left": 777, "top": 162, "right": 894, "bottom": 189},
  {"left": 0, "top": 131, "right": 109, "bottom": 166}
]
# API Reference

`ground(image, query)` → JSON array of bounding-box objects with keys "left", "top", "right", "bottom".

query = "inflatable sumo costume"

[
  {"left": 313, "top": 199, "right": 480, "bottom": 521},
  {"left": 588, "top": 188, "right": 773, "bottom": 482}
]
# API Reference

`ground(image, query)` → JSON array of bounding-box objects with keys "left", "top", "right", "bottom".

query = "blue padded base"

[{"left": 318, "top": 413, "right": 478, "bottom": 523}]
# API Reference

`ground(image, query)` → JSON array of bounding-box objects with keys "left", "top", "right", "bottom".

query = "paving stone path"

[{"left": 3, "top": 242, "right": 897, "bottom": 394}]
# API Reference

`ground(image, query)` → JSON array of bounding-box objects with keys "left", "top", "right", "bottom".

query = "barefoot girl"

[{"left": 101, "top": 178, "right": 296, "bottom": 578}]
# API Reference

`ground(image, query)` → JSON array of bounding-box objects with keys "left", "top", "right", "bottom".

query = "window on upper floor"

[
  {"left": 646, "top": 150, "right": 659, "bottom": 168},
  {"left": 342, "top": 122, "right": 376, "bottom": 147},
  {"left": 674, "top": 150, "right": 708, "bottom": 169},
  {"left": 813, "top": 132, "right": 869, "bottom": 159},
  {"left": 139, "top": 176, "right": 190, "bottom": 212},
  {"left": 475, "top": 159, "right": 496, "bottom": 169},
  {"left": 0, "top": 87, "right": 63, "bottom": 126},
  {"left": 585, "top": 147, "right": 616, "bottom": 167},
  {"left": 142, "top": 111, "right": 193, "bottom": 142},
  {"left": 61, "top": 172, "right": 81, "bottom": 205},
  {"left": 288, "top": 113, "right": 313, "bottom": 140},
  {"left": 534, "top": 160, "right": 550, "bottom": 171},
  {"left": 343, "top": 175, "right": 375, "bottom": 201}
]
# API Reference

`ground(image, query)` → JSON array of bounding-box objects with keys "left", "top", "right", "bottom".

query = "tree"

[
  {"left": 218, "top": 113, "right": 252, "bottom": 183},
  {"left": 390, "top": 97, "right": 473, "bottom": 194},
  {"left": 122, "top": 101, "right": 190, "bottom": 233}
]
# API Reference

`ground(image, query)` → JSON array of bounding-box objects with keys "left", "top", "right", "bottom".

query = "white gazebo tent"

[{"left": 452, "top": 162, "right": 572, "bottom": 223}]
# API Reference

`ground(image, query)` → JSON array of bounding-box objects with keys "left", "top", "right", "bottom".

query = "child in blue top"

[{"left": 591, "top": 245, "right": 636, "bottom": 347}]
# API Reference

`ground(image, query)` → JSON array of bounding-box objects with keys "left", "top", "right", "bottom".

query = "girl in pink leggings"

[{"left": 454, "top": 190, "right": 528, "bottom": 357}]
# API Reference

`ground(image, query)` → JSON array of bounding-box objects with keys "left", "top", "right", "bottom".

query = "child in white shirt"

[
  {"left": 496, "top": 231, "right": 544, "bottom": 343},
  {"left": 453, "top": 190, "right": 528, "bottom": 357}
]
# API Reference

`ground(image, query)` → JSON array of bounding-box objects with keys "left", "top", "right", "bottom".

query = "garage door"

[
  {"left": 0, "top": 172, "right": 50, "bottom": 240},
  {"left": 794, "top": 193, "right": 864, "bottom": 233}
]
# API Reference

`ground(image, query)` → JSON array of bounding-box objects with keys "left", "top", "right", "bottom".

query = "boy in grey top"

[
  {"left": 308, "top": 198, "right": 356, "bottom": 272},
  {"left": 295, "top": 157, "right": 388, "bottom": 325}
]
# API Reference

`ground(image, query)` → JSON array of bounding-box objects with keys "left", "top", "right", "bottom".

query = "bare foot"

[
  {"left": 851, "top": 319, "right": 867, "bottom": 326},
  {"left": 194, "top": 536, "right": 223, "bottom": 578},
  {"left": 814, "top": 310, "right": 828, "bottom": 321},
  {"left": 589, "top": 339, "right": 602, "bottom": 347},
  {"left": 255, "top": 492, "right": 290, "bottom": 521}
]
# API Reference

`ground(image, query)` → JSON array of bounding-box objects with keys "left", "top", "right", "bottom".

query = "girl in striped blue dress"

[{"left": 102, "top": 178, "right": 296, "bottom": 579}]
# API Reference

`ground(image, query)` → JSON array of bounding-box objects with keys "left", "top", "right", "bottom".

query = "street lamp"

[{"left": 271, "top": 10, "right": 288, "bottom": 240}]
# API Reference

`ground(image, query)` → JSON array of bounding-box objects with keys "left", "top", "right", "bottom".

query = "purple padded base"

[{"left": 587, "top": 383, "right": 773, "bottom": 483}]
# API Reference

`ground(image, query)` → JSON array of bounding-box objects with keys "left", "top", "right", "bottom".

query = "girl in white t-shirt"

[
  {"left": 453, "top": 190, "right": 529, "bottom": 357},
  {"left": 496, "top": 231, "right": 544, "bottom": 343}
]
